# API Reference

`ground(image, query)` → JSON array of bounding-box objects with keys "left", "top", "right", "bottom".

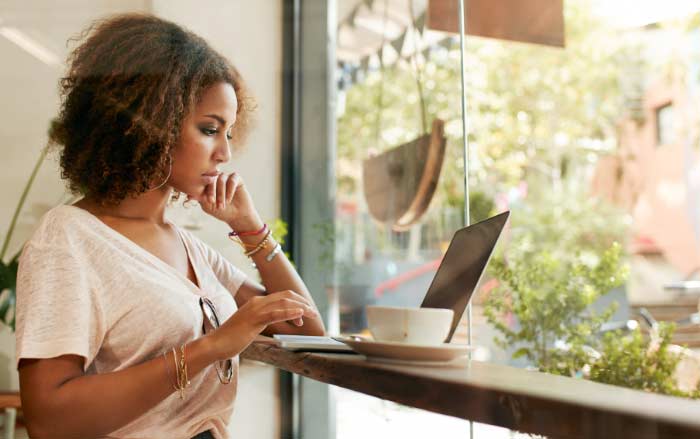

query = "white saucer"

[{"left": 332, "top": 336, "right": 472, "bottom": 363}]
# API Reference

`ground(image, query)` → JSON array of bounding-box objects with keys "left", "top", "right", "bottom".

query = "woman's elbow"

[{"left": 22, "top": 407, "right": 54, "bottom": 439}]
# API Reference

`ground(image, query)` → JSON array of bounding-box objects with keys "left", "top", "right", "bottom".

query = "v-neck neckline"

[{"left": 63, "top": 204, "right": 203, "bottom": 294}]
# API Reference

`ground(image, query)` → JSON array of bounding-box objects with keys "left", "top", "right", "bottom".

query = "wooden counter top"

[{"left": 242, "top": 343, "right": 700, "bottom": 439}]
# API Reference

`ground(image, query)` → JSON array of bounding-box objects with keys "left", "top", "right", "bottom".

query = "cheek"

[
  {"left": 174, "top": 130, "right": 210, "bottom": 163},
  {"left": 170, "top": 133, "right": 215, "bottom": 191}
]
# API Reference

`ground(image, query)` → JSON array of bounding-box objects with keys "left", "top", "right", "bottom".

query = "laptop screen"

[{"left": 420, "top": 211, "right": 510, "bottom": 341}]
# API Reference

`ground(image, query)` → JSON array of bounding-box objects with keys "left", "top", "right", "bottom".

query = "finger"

[
  {"left": 267, "top": 294, "right": 316, "bottom": 313},
  {"left": 273, "top": 290, "right": 314, "bottom": 308},
  {"left": 267, "top": 290, "right": 306, "bottom": 302},
  {"left": 226, "top": 173, "right": 239, "bottom": 205},
  {"left": 263, "top": 297, "right": 318, "bottom": 318},
  {"left": 216, "top": 172, "right": 227, "bottom": 209},
  {"left": 206, "top": 179, "right": 216, "bottom": 205},
  {"left": 263, "top": 308, "right": 305, "bottom": 326}
]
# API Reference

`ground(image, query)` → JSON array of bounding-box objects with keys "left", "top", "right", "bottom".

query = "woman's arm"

[
  {"left": 19, "top": 291, "right": 318, "bottom": 438},
  {"left": 234, "top": 232, "right": 326, "bottom": 337},
  {"left": 19, "top": 336, "right": 216, "bottom": 438},
  {"left": 192, "top": 172, "right": 326, "bottom": 336}
]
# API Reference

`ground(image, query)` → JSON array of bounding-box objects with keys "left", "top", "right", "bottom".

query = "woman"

[{"left": 15, "top": 13, "right": 324, "bottom": 439}]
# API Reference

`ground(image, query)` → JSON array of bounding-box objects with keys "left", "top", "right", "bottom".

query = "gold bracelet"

[
  {"left": 179, "top": 345, "right": 190, "bottom": 399},
  {"left": 228, "top": 234, "right": 258, "bottom": 250},
  {"left": 230, "top": 228, "right": 272, "bottom": 252},
  {"left": 172, "top": 347, "right": 182, "bottom": 398},
  {"left": 244, "top": 229, "right": 273, "bottom": 258}
]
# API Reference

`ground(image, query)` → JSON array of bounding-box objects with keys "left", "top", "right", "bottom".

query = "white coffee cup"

[{"left": 366, "top": 305, "right": 454, "bottom": 345}]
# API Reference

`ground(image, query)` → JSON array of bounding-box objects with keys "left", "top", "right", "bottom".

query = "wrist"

[
  {"left": 227, "top": 215, "right": 264, "bottom": 234},
  {"left": 207, "top": 319, "right": 260, "bottom": 362},
  {"left": 198, "top": 334, "right": 226, "bottom": 365}
]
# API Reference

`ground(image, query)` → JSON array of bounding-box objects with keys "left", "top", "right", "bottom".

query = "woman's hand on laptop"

[{"left": 207, "top": 290, "right": 319, "bottom": 361}]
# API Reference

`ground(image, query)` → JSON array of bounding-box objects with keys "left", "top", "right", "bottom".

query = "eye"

[{"left": 200, "top": 127, "right": 218, "bottom": 136}]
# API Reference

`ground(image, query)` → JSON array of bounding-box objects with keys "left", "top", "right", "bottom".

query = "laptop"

[{"left": 265, "top": 211, "right": 510, "bottom": 351}]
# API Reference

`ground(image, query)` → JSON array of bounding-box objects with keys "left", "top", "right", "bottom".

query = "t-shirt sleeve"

[
  {"left": 208, "top": 248, "right": 248, "bottom": 296},
  {"left": 15, "top": 243, "right": 106, "bottom": 372}
]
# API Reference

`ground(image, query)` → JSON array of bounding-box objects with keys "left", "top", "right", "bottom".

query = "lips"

[{"left": 202, "top": 171, "right": 220, "bottom": 177}]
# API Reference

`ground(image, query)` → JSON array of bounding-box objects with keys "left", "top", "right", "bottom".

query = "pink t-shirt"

[{"left": 15, "top": 205, "right": 247, "bottom": 439}]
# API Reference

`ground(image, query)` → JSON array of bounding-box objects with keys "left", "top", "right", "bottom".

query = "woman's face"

[{"left": 170, "top": 81, "right": 238, "bottom": 197}]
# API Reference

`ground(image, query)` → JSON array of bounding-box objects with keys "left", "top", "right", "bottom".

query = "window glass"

[{"left": 331, "top": 0, "right": 700, "bottom": 437}]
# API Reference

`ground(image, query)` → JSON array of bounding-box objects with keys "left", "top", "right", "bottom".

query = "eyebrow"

[{"left": 204, "top": 114, "right": 227, "bottom": 125}]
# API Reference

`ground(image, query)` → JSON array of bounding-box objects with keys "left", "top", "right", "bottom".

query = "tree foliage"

[
  {"left": 337, "top": 1, "right": 645, "bottom": 208},
  {"left": 336, "top": 0, "right": 700, "bottom": 399}
]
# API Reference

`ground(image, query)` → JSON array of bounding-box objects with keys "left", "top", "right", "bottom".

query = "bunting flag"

[
  {"left": 438, "top": 38, "right": 453, "bottom": 50},
  {"left": 337, "top": 3, "right": 445, "bottom": 80},
  {"left": 396, "top": 57, "right": 410, "bottom": 70},
  {"left": 391, "top": 30, "right": 407, "bottom": 56},
  {"left": 360, "top": 55, "right": 370, "bottom": 75},
  {"left": 383, "top": 43, "right": 401, "bottom": 65},
  {"left": 351, "top": 65, "right": 360, "bottom": 84},
  {"left": 368, "top": 53, "right": 381, "bottom": 71},
  {"left": 347, "top": 6, "right": 359, "bottom": 28},
  {"left": 414, "top": 13, "right": 426, "bottom": 34}
]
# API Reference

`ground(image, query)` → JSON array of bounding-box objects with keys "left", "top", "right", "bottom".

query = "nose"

[{"left": 214, "top": 136, "right": 232, "bottom": 164}]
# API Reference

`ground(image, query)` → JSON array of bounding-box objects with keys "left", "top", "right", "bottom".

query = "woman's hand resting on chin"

[
  {"left": 186, "top": 171, "right": 263, "bottom": 232},
  {"left": 184, "top": 172, "right": 314, "bottom": 331}
]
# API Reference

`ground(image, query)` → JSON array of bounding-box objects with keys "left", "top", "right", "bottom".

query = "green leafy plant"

[
  {"left": 482, "top": 184, "right": 700, "bottom": 398},
  {"left": 485, "top": 240, "right": 699, "bottom": 398},
  {"left": 269, "top": 218, "right": 288, "bottom": 247},
  {"left": 485, "top": 242, "right": 628, "bottom": 372},
  {"left": 268, "top": 218, "right": 294, "bottom": 267},
  {"left": 589, "top": 323, "right": 696, "bottom": 397}
]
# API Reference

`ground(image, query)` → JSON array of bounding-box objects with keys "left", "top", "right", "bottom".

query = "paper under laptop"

[{"left": 254, "top": 211, "right": 510, "bottom": 352}]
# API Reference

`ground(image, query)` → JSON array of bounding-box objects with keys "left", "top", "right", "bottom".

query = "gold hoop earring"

[{"left": 148, "top": 155, "right": 173, "bottom": 192}]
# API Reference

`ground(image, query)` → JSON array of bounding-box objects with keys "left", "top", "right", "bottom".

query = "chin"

[
  {"left": 187, "top": 184, "right": 208, "bottom": 198},
  {"left": 169, "top": 184, "right": 196, "bottom": 198}
]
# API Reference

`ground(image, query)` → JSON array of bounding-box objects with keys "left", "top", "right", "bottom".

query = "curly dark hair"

[{"left": 49, "top": 13, "right": 255, "bottom": 205}]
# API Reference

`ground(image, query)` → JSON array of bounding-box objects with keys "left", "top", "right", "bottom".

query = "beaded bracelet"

[{"left": 244, "top": 229, "right": 273, "bottom": 257}]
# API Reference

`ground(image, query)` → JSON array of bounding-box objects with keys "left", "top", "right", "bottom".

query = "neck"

[{"left": 78, "top": 187, "right": 174, "bottom": 225}]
